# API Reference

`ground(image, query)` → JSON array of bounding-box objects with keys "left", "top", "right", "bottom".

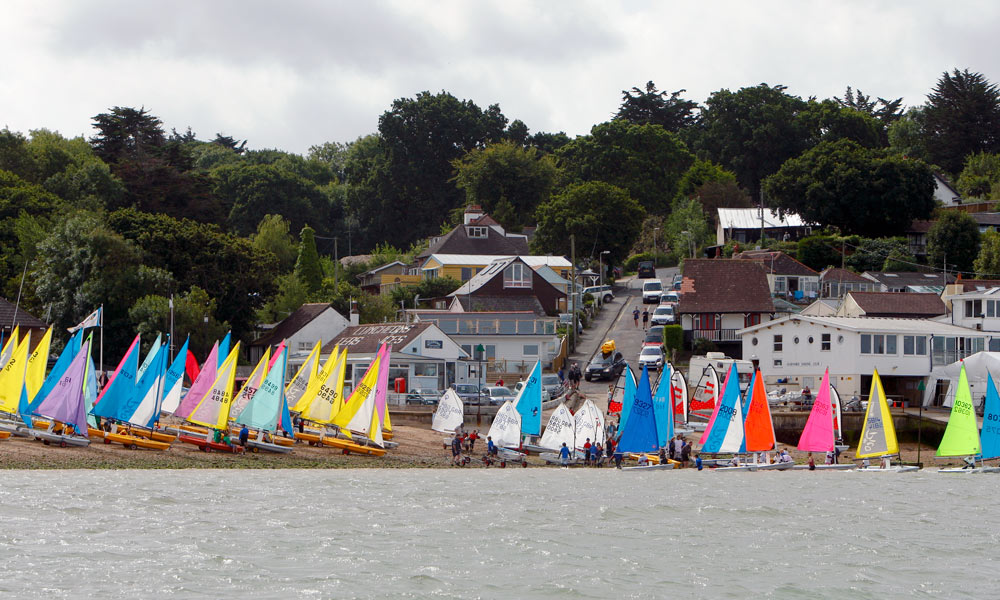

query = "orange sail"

[{"left": 743, "top": 369, "right": 775, "bottom": 452}]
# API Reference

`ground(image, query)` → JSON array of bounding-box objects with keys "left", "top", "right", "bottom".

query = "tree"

[
  {"left": 799, "top": 99, "right": 884, "bottom": 148},
  {"left": 129, "top": 286, "right": 229, "bottom": 357},
  {"left": 252, "top": 214, "right": 298, "bottom": 272},
  {"left": 255, "top": 273, "right": 310, "bottom": 325},
  {"left": 888, "top": 107, "right": 932, "bottom": 163},
  {"left": 975, "top": 230, "right": 1000, "bottom": 277},
  {"left": 557, "top": 120, "right": 694, "bottom": 214},
  {"left": 452, "top": 141, "right": 559, "bottom": 231},
  {"left": 212, "top": 162, "right": 329, "bottom": 235},
  {"left": 615, "top": 81, "right": 699, "bottom": 132},
  {"left": 664, "top": 197, "right": 712, "bottom": 259},
  {"left": 528, "top": 131, "right": 571, "bottom": 155},
  {"left": 957, "top": 152, "right": 1000, "bottom": 200},
  {"left": 531, "top": 182, "right": 645, "bottom": 265},
  {"left": 882, "top": 246, "right": 918, "bottom": 271},
  {"left": 797, "top": 235, "right": 844, "bottom": 271},
  {"left": 295, "top": 225, "right": 323, "bottom": 293},
  {"left": 927, "top": 211, "right": 980, "bottom": 273},
  {"left": 835, "top": 86, "right": 904, "bottom": 132},
  {"left": 763, "top": 139, "right": 936, "bottom": 237},
  {"left": 844, "top": 237, "right": 910, "bottom": 273},
  {"left": 89, "top": 106, "right": 166, "bottom": 165},
  {"left": 922, "top": 69, "right": 1000, "bottom": 175}
]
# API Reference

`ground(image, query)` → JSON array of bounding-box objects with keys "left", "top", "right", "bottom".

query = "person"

[
  {"left": 468, "top": 430, "right": 478, "bottom": 452},
  {"left": 595, "top": 443, "right": 606, "bottom": 467},
  {"left": 614, "top": 450, "right": 624, "bottom": 469},
  {"left": 825, "top": 450, "right": 835, "bottom": 465},
  {"left": 802, "top": 386, "right": 812, "bottom": 401},
  {"left": 262, "top": 429, "right": 272, "bottom": 443},
  {"left": 638, "top": 453, "right": 649, "bottom": 466},
  {"left": 680, "top": 441, "right": 691, "bottom": 467},
  {"left": 808, "top": 452, "right": 816, "bottom": 471},
  {"left": 728, "top": 456, "right": 740, "bottom": 467},
  {"left": 606, "top": 420, "right": 617, "bottom": 439},
  {"left": 297, "top": 416, "right": 304, "bottom": 434},
  {"left": 496, "top": 377, "right": 504, "bottom": 388},
  {"left": 658, "top": 446, "right": 667, "bottom": 464},
  {"left": 862, "top": 458, "right": 871, "bottom": 468},
  {"left": 668, "top": 438, "right": 677, "bottom": 461},
  {"left": 583, "top": 438, "right": 592, "bottom": 465},
  {"left": 779, "top": 449, "right": 793, "bottom": 463},
  {"left": 239, "top": 424, "right": 250, "bottom": 447},
  {"left": 570, "top": 363, "right": 582, "bottom": 390},
  {"left": 641, "top": 308, "right": 649, "bottom": 331},
  {"left": 632, "top": 307, "right": 640, "bottom": 328},
  {"left": 559, "top": 442, "right": 571, "bottom": 467},
  {"left": 695, "top": 453, "right": 704, "bottom": 471},
  {"left": 213, "top": 428, "right": 224, "bottom": 444},
  {"left": 834, "top": 445, "right": 842, "bottom": 464},
  {"left": 451, "top": 433, "right": 463, "bottom": 466},
  {"left": 487, "top": 436, "right": 497, "bottom": 456},
  {"left": 558, "top": 365, "right": 565, "bottom": 384},
  {"left": 880, "top": 456, "right": 891, "bottom": 469}
]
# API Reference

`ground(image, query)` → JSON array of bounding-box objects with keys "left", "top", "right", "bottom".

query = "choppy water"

[{"left": 0, "top": 469, "right": 997, "bottom": 599}]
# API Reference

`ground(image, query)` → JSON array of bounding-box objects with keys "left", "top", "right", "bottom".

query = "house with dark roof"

[
  {"left": 677, "top": 259, "right": 777, "bottom": 357},
  {"left": 0, "top": 297, "right": 48, "bottom": 349},
  {"left": 836, "top": 292, "right": 947, "bottom": 319},
  {"left": 445, "top": 256, "right": 567, "bottom": 316},
  {"left": 357, "top": 261, "right": 422, "bottom": 295},
  {"left": 862, "top": 271, "right": 955, "bottom": 293},
  {"left": 819, "top": 267, "right": 878, "bottom": 299},
  {"left": 415, "top": 206, "right": 529, "bottom": 267},
  {"left": 735, "top": 250, "right": 819, "bottom": 301},
  {"left": 249, "top": 303, "right": 352, "bottom": 364}
]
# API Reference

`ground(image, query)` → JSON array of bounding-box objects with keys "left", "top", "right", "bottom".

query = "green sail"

[{"left": 936, "top": 363, "right": 982, "bottom": 457}]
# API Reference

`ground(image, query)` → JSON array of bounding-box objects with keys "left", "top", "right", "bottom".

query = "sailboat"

[
  {"left": 432, "top": 389, "right": 464, "bottom": 434},
  {"left": 20, "top": 326, "right": 53, "bottom": 426},
  {"left": 856, "top": 368, "right": 918, "bottom": 472},
  {"left": 652, "top": 365, "right": 675, "bottom": 450},
  {"left": 514, "top": 360, "right": 543, "bottom": 441},
  {"left": 618, "top": 366, "right": 672, "bottom": 470},
  {"left": 0, "top": 334, "right": 35, "bottom": 436},
  {"left": 486, "top": 399, "right": 526, "bottom": 466},
  {"left": 0, "top": 325, "right": 19, "bottom": 370},
  {"left": 178, "top": 343, "right": 242, "bottom": 452},
  {"left": 537, "top": 402, "right": 579, "bottom": 465},
  {"left": 689, "top": 363, "right": 719, "bottom": 425},
  {"left": 96, "top": 337, "right": 174, "bottom": 450},
  {"left": 795, "top": 369, "right": 856, "bottom": 470},
  {"left": 286, "top": 341, "right": 322, "bottom": 413},
  {"left": 234, "top": 345, "right": 293, "bottom": 454},
  {"left": 699, "top": 364, "right": 749, "bottom": 471},
  {"left": 160, "top": 336, "right": 191, "bottom": 415},
  {"left": 229, "top": 347, "right": 271, "bottom": 422},
  {"left": 669, "top": 364, "right": 694, "bottom": 433},
  {"left": 323, "top": 344, "right": 389, "bottom": 456},
  {"left": 975, "top": 373, "right": 1000, "bottom": 473},
  {"left": 172, "top": 341, "right": 219, "bottom": 420},
  {"left": 30, "top": 336, "right": 93, "bottom": 447},
  {"left": 937, "top": 363, "right": 984, "bottom": 473}
]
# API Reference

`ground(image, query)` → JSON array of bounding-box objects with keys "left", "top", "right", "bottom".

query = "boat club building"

[{"left": 740, "top": 315, "right": 994, "bottom": 405}]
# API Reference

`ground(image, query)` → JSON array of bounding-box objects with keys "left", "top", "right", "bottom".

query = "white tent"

[{"left": 923, "top": 351, "right": 1000, "bottom": 408}]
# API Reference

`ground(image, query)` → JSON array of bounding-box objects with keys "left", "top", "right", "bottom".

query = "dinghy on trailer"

[
  {"left": 236, "top": 345, "right": 294, "bottom": 454},
  {"left": 31, "top": 337, "right": 94, "bottom": 448}
]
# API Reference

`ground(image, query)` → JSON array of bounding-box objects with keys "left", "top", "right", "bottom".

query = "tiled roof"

[
  {"left": 417, "top": 222, "right": 529, "bottom": 260},
  {"left": 864, "top": 271, "right": 955, "bottom": 288},
  {"left": 735, "top": 250, "right": 818, "bottom": 277},
  {"left": 907, "top": 220, "right": 934, "bottom": 234},
  {"left": 848, "top": 292, "right": 947, "bottom": 317},
  {"left": 959, "top": 279, "right": 1000, "bottom": 292},
  {"left": 324, "top": 322, "right": 431, "bottom": 355},
  {"left": 677, "top": 259, "right": 775, "bottom": 314},
  {"left": 250, "top": 303, "right": 335, "bottom": 348},
  {"left": 819, "top": 267, "right": 870, "bottom": 284},
  {"left": 455, "top": 295, "right": 546, "bottom": 314},
  {"left": 0, "top": 298, "right": 47, "bottom": 330}
]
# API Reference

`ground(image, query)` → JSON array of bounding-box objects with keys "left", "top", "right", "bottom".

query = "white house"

[
  {"left": 740, "top": 315, "right": 994, "bottom": 404},
  {"left": 716, "top": 207, "right": 811, "bottom": 246},
  {"left": 735, "top": 250, "right": 820, "bottom": 300},
  {"left": 249, "top": 303, "right": 352, "bottom": 364},
  {"left": 942, "top": 287, "right": 1000, "bottom": 343}
]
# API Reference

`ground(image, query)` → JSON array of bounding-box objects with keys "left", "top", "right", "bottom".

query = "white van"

[{"left": 641, "top": 280, "right": 663, "bottom": 304}]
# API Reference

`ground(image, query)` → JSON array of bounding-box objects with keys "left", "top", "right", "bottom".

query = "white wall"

[{"left": 287, "top": 309, "right": 349, "bottom": 356}]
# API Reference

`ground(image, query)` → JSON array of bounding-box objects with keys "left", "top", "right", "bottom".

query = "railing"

[{"left": 687, "top": 328, "right": 741, "bottom": 343}]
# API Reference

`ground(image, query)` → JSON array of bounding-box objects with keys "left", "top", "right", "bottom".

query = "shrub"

[{"left": 663, "top": 325, "right": 684, "bottom": 354}]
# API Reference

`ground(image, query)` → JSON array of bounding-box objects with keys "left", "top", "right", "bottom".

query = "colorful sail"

[
  {"left": 798, "top": 369, "right": 835, "bottom": 452},
  {"left": 301, "top": 346, "right": 347, "bottom": 424},
  {"left": 743, "top": 369, "right": 775, "bottom": 452},
  {"left": 616, "top": 366, "right": 660, "bottom": 454},
  {"left": 981, "top": 374, "right": 1000, "bottom": 460},
  {"left": 187, "top": 343, "right": 240, "bottom": 429},
  {"left": 291, "top": 343, "right": 331, "bottom": 413},
  {"left": 91, "top": 335, "right": 141, "bottom": 420},
  {"left": 136, "top": 333, "right": 162, "bottom": 379},
  {"left": 374, "top": 344, "right": 392, "bottom": 429},
  {"left": 173, "top": 341, "right": 218, "bottom": 418},
  {"left": 236, "top": 346, "right": 288, "bottom": 431},
  {"left": 652, "top": 365, "right": 675, "bottom": 447},
  {"left": 539, "top": 402, "right": 575, "bottom": 450},
  {"left": 670, "top": 364, "right": 687, "bottom": 418},
  {"left": 701, "top": 364, "right": 745, "bottom": 454},
  {"left": 218, "top": 331, "right": 231, "bottom": 370},
  {"left": 698, "top": 366, "right": 725, "bottom": 444},
  {"left": 160, "top": 336, "right": 190, "bottom": 415},
  {"left": 28, "top": 330, "right": 83, "bottom": 415},
  {"left": 487, "top": 400, "right": 521, "bottom": 448},
  {"left": 830, "top": 383, "right": 844, "bottom": 442},
  {"left": 691, "top": 364, "right": 718, "bottom": 412},
  {"left": 431, "top": 389, "right": 464, "bottom": 433},
  {"left": 185, "top": 348, "right": 200, "bottom": 383},
  {"left": 514, "top": 360, "right": 543, "bottom": 437},
  {"left": 936, "top": 363, "right": 981, "bottom": 457},
  {"left": 119, "top": 340, "right": 168, "bottom": 428},
  {"left": 32, "top": 337, "right": 92, "bottom": 435},
  {"left": 84, "top": 354, "right": 98, "bottom": 428},
  {"left": 0, "top": 334, "right": 30, "bottom": 415},
  {"left": 229, "top": 348, "right": 270, "bottom": 421},
  {"left": 574, "top": 398, "right": 606, "bottom": 450},
  {"left": 0, "top": 325, "right": 19, "bottom": 370},
  {"left": 856, "top": 369, "right": 899, "bottom": 458},
  {"left": 23, "top": 326, "right": 53, "bottom": 403},
  {"left": 267, "top": 341, "right": 286, "bottom": 370},
  {"left": 618, "top": 365, "right": 637, "bottom": 431},
  {"left": 333, "top": 346, "right": 384, "bottom": 445}
]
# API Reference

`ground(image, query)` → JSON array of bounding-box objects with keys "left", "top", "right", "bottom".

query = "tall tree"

[
  {"left": 295, "top": 225, "right": 323, "bottom": 293},
  {"left": 129, "top": 286, "right": 229, "bottom": 357},
  {"left": 89, "top": 106, "right": 166, "bottom": 165},
  {"left": 957, "top": 152, "right": 1000, "bottom": 200},
  {"left": 763, "top": 139, "right": 936, "bottom": 237},
  {"left": 922, "top": 69, "right": 1000, "bottom": 175},
  {"left": 252, "top": 214, "right": 298, "bottom": 272},
  {"left": 615, "top": 81, "right": 699, "bottom": 132},
  {"left": 212, "top": 162, "right": 329, "bottom": 236},
  {"left": 975, "top": 230, "right": 1000, "bottom": 277},
  {"left": 927, "top": 211, "right": 980, "bottom": 273},
  {"left": 835, "top": 86, "right": 904, "bottom": 128}
]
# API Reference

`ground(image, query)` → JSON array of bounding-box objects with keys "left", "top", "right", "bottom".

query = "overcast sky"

[{"left": 3, "top": 0, "right": 999, "bottom": 155}]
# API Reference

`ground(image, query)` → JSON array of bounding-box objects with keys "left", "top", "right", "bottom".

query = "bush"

[
  {"left": 692, "top": 337, "right": 717, "bottom": 354},
  {"left": 663, "top": 325, "right": 683, "bottom": 354}
]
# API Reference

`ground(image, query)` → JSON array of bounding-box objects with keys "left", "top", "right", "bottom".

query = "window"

[
  {"left": 966, "top": 299, "right": 983, "bottom": 318},
  {"left": 467, "top": 226, "right": 488, "bottom": 238},
  {"left": 773, "top": 359, "right": 782, "bottom": 367},
  {"left": 460, "top": 267, "right": 474, "bottom": 281},
  {"left": 298, "top": 341, "right": 313, "bottom": 351},
  {"left": 903, "top": 335, "right": 914, "bottom": 355},
  {"left": 773, "top": 335, "right": 783, "bottom": 352},
  {"left": 861, "top": 334, "right": 871, "bottom": 354},
  {"left": 821, "top": 333, "right": 831, "bottom": 351},
  {"left": 414, "top": 363, "right": 438, "bottom": 377},
  {"left": 423, "top": 268, "right": 439, "bottom": 280},
  {"left": 916, "top": 336, "right": 926, "bottom": 355},
  {"left": 694, "top": 313, "right": 719, "bottom": 330},
  {"left": 744, "top": 313, "right": 761, "bottom": 327},
  {"left": 873, "top": 334, "right": 885, "bottom": 354},
  {"left": 886, "top": 335, "right": 897, "bottom": 354},
  {"left": 903, "top": 335, "right": 927, "bottom": 355},
  {"left": 774, "top": 276, "right": 787, "bottom": 294},
  {"left": 523, "top": 344, "right": 539, "bottom": 356},
  {"left": 503, "top": 263, "right": 532, "bottom": 288},
  {"left": 461, "top": 344, "right": 472, "bottom": 356},
  {"left": 989, "top": 300, "right": 996, "bottom": 318}
]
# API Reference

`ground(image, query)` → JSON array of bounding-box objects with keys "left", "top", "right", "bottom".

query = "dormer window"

[
  {"left": 503, "top": 263, "right": 532, "bottom": 289},
  {"left": 467, "top": 226, "right": 488, "bottom": 239}
]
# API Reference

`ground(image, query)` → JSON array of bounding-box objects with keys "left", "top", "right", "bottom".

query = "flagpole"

[
  {"left": 99, "top": 304, "right": 104, "bottom": 374},
  {"left": 169, "top": 294, "right": 174, "bottom": 363}
]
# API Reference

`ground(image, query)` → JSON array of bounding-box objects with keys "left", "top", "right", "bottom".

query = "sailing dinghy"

[
  {"left": 234, "top": 345, "right": 293, "bottom": 454},
  {"left": 432, "top": 389, "right": 465, "bottom": 434},
  {"left": 487, "top": 399, "right": 526, "bottom": 465},
  {"left": 30, "top": 337, "right": 93, "bottom": 447},
  {"left": 794, "top": 369, "right": 856, "bottom": 471},
  {"left": 855, "top": 369, "right": 918, "bottom": 472},
  {"left": 937, "top": 363, "right": 986, "bottom": 473},
  {"left": 538, "top": 402, "right": 581, "bottom": 465},
  {"left": 618, "top": 366, "right": 673, "bottom": 471}
]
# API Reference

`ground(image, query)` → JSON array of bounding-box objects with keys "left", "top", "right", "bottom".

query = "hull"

[
  {"left": 177, "top": 435, "right": 243, "bottom": 453},
  {"left": 622, "top": 463, "right": 673, "bottom": 471},
  {"left": 105, "top": 432, "right": 171, "bottom": 451},
  {"left": 31, "top": 430, "right": 91, "bottom": 447},
  {"left": 88, "top": 427, "right": 106, "bottom": 439},
  {"left": 319, "top": 436, "right": 386, "bottom": 456},
  {"left": 856, "top": 465, "right": 920, "bottom": 473},
  {"left": 790, "top": 463, "right": 857, "bottom": 471},
  {"left": 713, "top": 465, "right": 753, "bottom": 472},
  {"left": 118, "top": 426, "right": 176, "bottom": 444},
  {"left": 748, "top": 461, "right": 795, "bottom": 471},
  {"left": 246, "top": 439, "right": 293, "bottom": 454},
  {"left": 540, "top": 452, "right": 581, "bottom": 466},
  {"left": 0, "top": 421, "right": 32, "bottom": 438},
  {"left": 0, "top": 431, "right": 9, "bottom": 440}
]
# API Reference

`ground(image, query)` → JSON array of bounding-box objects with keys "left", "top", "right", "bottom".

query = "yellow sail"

[
  {"left": 0, "top": 333, "right": 31, "bottom": 414},
  {"left": 187, "top": 342, "right": 241, "bottom": 429},
  {"left": 856, "top": 368, "right": 900, "bottom": 458},
  {"left": 0, "top": 325, "right": 19, "bottom": 369},
  {"left": 24, "top": 326, "right": 53, "bottom": 402},
  {"left": 383, "top": 405, "right": 393, "bottom": 433},
  {"left": 302, "top": 347, "right": 347, "bottom": 424},
  {"left": 290, "top": 344, "right": 335, "bottom": 414},
  {"left": 333, "top": 353, "right": 381, "bottom": 431}
]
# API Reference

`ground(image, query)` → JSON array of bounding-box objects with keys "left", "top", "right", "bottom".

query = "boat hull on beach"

[
  {"left": 246, "top": 439, "right": 293, "bottom": 454},
  {"left": 31, "top": 430, "right": 90, "bottom": 447},
  {"left": 105, "top": 432, "right": 171, "bottom": 451},
  {"left": 790, "top": 463, "right": 857, "bottom": 471}
]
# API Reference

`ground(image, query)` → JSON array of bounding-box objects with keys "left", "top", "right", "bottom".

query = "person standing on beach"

[
  {"left": 487, "top": 436, "right": 496, "bottom": 456},
  {"left": 239, "top": 424, "right": 250, "bottom": 447},
  {"left": 632, "top": 307, "right": 640, "bottom": 328},
  {"left": 468, "top": 430, "right": 478, "bottom": 452},
  {"left": 695, "top": 453, "right": 703, "bottom": 471},
  {"left": 680, "top": 441, "right": 691, "bottom": 467},
  {"left": 583, "top": 438, "right": 592, "bottom": 465},
  {"left": 808, "top": 453, "right": 816, "bottom": 470},
  {"left": 559, "top": 442, "right": 571, "bottom": 467},
  {"left": 451, "top": 433, "right": 463, "bottom": 466}
]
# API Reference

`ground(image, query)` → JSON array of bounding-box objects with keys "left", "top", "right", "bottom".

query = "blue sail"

[
  {"left": 116, "top": 341, "right": 168, "bottom": 426},
  {"left": 618, "top": 365, "right": 637, "bottom": 433},
  {"left": 616, "top": 366, "right": 659, "bottom": 454},
  {"left": 164, "top": 336, "right": 190, "bottom": 395},
  {"left": 27, "top": 330, "right": 82, "bottom": 415},
  {"left": 514, "top": 361, "right": 543, "bottom": 437},
  {"left": 652, "top": 365, "right": 674, "bottom": 447},
  {"left": 701, "top": 364, "right": 745, "bottom": 454},
  {"left": 238, "top": 346, "right": 288, "bottom": 431},
  {"left": 91, "top": 340, "right": 140, "bottom": 420},
  {"left": 981, "top": 374, "right": 1000, "bottom": 460},
  {"left": 84, "top": 354, "right": 98, "bottom": 429},
  {"left": 218, "top": 331, "right": 231, "bottom": 370}
]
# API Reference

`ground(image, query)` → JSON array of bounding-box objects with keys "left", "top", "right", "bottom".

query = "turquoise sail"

[
  {"left": 237, "top": 346, "right": 288, "bottom": 431},
  {"left": 91, "top": 339, "right": 141, "bottom": 420},
  {"left": 982, "top": 374, "right": 1000, "bottom": 460},
  {"left": 163, "top": 336, "right": 189, "bottom": 396},
  {"left": 218, "top": 331, "right": 231, "bottom": 370},
  {"left": 27, "top": 330, "right": 82, "bottom": 415},
  {"left": 616, "top": 366, "right": 659, "bottom": 454},
  {"left": 514, "top": 361, "right": 543, "bottom": 437},
  {"left": 137, "top": 333, "right": 162, "bottom": 379},
  {"left": 84, "top": 355, "right": 98, "bottom": 428},
  {"left": 619, "top": 366, "right": 637, "bottom": 433},
  {"left": 116, "top": 341, "right": 168, "bottom": 427},
  {"left": 652, "top": 365, "right": 674, "bottom": 447}
]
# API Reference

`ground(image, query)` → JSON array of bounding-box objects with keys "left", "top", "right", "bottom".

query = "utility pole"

[
  {"left": 759, "top": 189, "right": 765, "bottom": 248},
  {"left": 571, "top": 234, "right": 577, "bottom": 353},
  {"left": 334, "top": 237, "right": 339, "bottom": 292}
]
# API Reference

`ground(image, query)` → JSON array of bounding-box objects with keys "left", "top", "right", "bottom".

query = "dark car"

[
  {"left": 406, "top": 388, "right": 442, "bottom": 405},
  {"left": 585, "top": 351, "right": 627, "bottom": 382},
  {"left": 637, "top": 261, "right": 656, "bottom": 278},
  {"left": 452, "top": 383, "right": 482, "bottom": 404}
]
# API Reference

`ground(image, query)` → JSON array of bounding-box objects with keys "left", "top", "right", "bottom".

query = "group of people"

[
  {"left": 449, "top": 428, "right": 484, "bottom": 465},
  {"left": 632, "top": 307, "right": 649, "bottom": 330},
  {"left": 558, "top": 362, "right": 582, "bottom": 391},
  {"left": 558, "top": 437, "right": 617, "bottom": 467}
]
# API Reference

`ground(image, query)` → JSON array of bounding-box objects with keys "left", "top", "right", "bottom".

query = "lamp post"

[
  {"left": 681, "top": 230, "right": 695, "bottom": 259},
  {"left": 599, "top": 250, "right": 610, "bottom": 304},
  {"left": 476, "top": 343, "right": 485, "bottom": 426}
]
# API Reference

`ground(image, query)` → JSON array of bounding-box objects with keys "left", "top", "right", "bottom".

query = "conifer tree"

[{"left": 295, "top": 225, "right": 323, "bottom": 293}]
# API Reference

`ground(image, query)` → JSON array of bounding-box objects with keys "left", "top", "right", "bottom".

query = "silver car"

[{"left": 638, "top": 346, "right": 664, "bottom": 370}]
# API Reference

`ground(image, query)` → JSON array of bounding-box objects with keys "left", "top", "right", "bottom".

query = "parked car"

[
  {"left": 513, "top": 380, "right": 552, "bottom": 403},
  {"left": 451, "top": 383, "right": 482, "bottom": 404},
  {"left": 540, "top": 374, "right": 565, "bottom": 399},
  {"left": 651, "top": 304, "right": 675, "bottom": 325},
  {"left": 661, "top": 291, "right": 680, "bottom": 304},
  {"left": 583, "top": 285, "right": 614, "bottom": 303},
  {"left": 643, "top": 331, "right": 663, "bottom": 347},
  {"left": 671, "top": 279, "right": 682, "bottom": 291},
  {"left": 648, "top": 325, "right": 665, "bottom": 337},
  {"left": 641, "top": 280, "right": 663, "bottom": 304},
  {"left": 638, "top": 346, "right": 665, "bottom": 370},
  {"left": 405, "top": 388, "right": 442, "bottom": 405},
  {"left": 480, "top": 386, "right": 516, "bottom": 406},
  {"left": 637, "top": 261, "right": 656, "bottom": 278},
  {"left": 585, "top": 351, "right": 627, "bottom": 382}
]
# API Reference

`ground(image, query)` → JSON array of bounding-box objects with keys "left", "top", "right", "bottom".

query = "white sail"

[
  {"left": 487, "top": 400, "right": 522, "bottom": 448},
  {"left": 538, "top": 402, "right": 575, "bottom": 450},
  {"left": 573, "top": 399, "right": 606, "bottom": 450},
  {"left": 432, "top": 389, "right": 464, "bottom": 433},
  {"left": 670, "top": 366, "right": 688, "bottom": 423}
]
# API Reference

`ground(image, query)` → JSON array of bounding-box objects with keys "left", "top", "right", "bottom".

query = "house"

[
  {"left": 836, "top": 291, "right": 947, "bottom": 319},
  {"left": 862, "top": 271, "right": 955, "bottom": 293},
  {"left": 944, "top": 287, "right": 1000, "bottom": 340},
  {"left": 677, "top": 259, "right": 777, "bottom": 358},
  {"left": 716, "top": 207, "right": 811, "bottom": 246},
  {"left": 740, "top": 314, "right": 992, "bottom": 403},
  {"left": 819, "top": 267, "right": 877, "bottom": 299},
  {"left": 906, "top": 220, "right": 933, "bottom": 258},
  {"left": 415, "top": 206, "right": 529, "bottom": 267},
  {"left": 249, "top": 303, "right": 352, "bottom": 364},
  {"left": 420, "top": 253, "right": 571, "bottom": 282},
  {"left": 734, "top": 250, "right": 820, "bottom": 300},
  {"left": 933, "top": 173, "right": 963, "bottom": 207},
  {"left": 323, "top": 322, "right": 468, "bottom": 401},
  {"left": 941, "top": 279, "right": 1000, "bottom": 312},
  {"left": 446, "top": 256, "right": 567, "bottom": 316},
  {"left": 0, "top": 298, "right": 48, "bottom": 350},
  {"left": 357, "top": 261, "right": 422, "bottom": 295}
]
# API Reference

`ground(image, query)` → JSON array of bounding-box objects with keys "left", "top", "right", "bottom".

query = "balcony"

[{"left": 685, "top": 328, "right": 741, "bottom": 343}]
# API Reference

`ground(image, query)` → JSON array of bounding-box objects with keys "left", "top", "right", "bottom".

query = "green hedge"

[{"left": 663, "top": 325, "right": 683, "bottom": 354}]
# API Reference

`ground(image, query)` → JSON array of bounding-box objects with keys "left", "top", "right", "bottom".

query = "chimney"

[
  {"left": 464, "top": 204, "right": 484, "bottom": 225},
  {"left": 349, "top": 300, "right": 359, "bottom": 326}
]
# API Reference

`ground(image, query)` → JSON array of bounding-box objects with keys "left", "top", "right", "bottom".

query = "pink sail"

[
  {"left": 267, "top": 341, "right": 286, "bottom": 371},
  {"left": 699, "top": 367, "right": 730, "bottom": 445},
  {"left": 173, "top": 342, "right": 219, "bottom": 418},
  {"left": 95, "top": 334, "right": 139, "bottom": 405},
  {"left": 373, "top": 344, "right": 391, "bottom": 425},
  {"left": 797, "top": 368, "right": 835, "bottom": 452}
]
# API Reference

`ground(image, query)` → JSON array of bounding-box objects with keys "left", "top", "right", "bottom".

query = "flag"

[{"left": 69, "top": 307, "right": 102, "bottom": 333}]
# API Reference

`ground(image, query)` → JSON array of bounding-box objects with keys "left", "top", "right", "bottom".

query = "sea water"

[{"left": 0, "top": 469, "right": 997, "bottom": 599}]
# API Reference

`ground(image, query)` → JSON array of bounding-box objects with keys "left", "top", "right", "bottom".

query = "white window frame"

[
  {"left": 503, "top": 263, "right": 532, "bottom": 289},
  {"left": 467, "top": 226, "right": 488, "bottom": 239}
]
